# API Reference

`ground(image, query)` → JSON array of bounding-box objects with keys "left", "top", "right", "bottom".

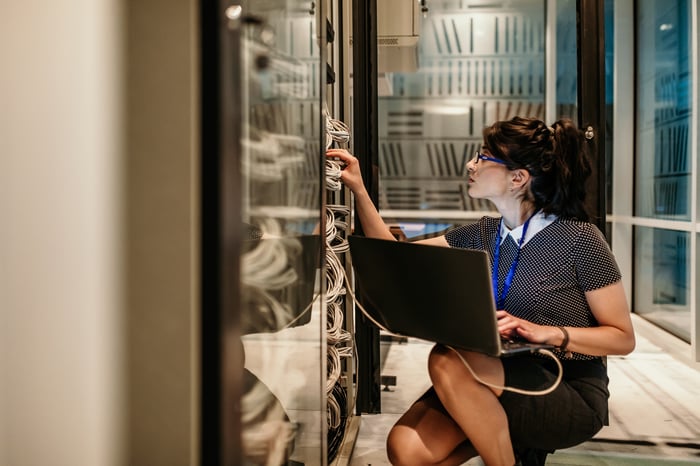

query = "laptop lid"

[{"left": 347, "top": 235, "right": 550, "bottom": 357}]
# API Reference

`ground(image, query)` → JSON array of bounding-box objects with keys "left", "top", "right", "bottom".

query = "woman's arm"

[
  {"left": 564, "top": 281, "right": 636, "bottom": 356},
  {"left": 326, "top": 148, "right": 395, "bottom": 240},
  {"left": 326, "top": 149, "right": 453, "bottom": 247},
  {"left": 415, "top": 236, "right": 449, "bottom": 247},
  {"left": 499, "top": 281, "right": 636, "bottom": 356}
]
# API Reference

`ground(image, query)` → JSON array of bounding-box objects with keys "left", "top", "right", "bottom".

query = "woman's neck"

[{"left": 498, "top": 201, "right": 536, "bottom": 230}]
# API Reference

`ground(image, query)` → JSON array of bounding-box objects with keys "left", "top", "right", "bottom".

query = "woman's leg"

[
  {"left": 386, "top": 389, "right": 478, "bottom": 466},
  {"left": 428, "top": 344, "right": 515, "bottom": 466}
]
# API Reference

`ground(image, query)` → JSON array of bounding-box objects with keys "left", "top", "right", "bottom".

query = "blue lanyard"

[{"left": 492, "top": 213, "right": 536, "bottom": 309}]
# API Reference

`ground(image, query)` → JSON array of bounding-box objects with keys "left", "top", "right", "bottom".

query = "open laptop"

[{"left": 347, "top": 235, "right": 554, "bottom": 357}]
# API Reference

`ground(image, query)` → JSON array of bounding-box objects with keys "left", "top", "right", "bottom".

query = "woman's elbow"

[{"left": 618, "top": 331, "right": 636, "bottom": 355}]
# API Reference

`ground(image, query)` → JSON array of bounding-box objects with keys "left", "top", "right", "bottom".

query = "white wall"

[{"left": 0, "top": 0, "right": 199, "bottom": 464}]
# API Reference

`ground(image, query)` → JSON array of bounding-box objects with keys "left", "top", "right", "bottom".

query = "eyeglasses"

[{"left": 472, "top": 151, "right": 507, "bottom": 166}]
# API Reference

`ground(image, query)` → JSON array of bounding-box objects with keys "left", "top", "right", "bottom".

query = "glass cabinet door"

[
  {"left": 371, "top": 0, "right": 588, "bottom": 238},
  {"left": 376, "top": 0, "right": 550, "bottom": 236},
  {"left": 222, "top": 1, "right": 327, "bottom": 464}
]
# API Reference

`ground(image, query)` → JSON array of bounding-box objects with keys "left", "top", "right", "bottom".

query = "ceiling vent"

[{"left": 376, "top": 0, "right": 422, "bottom": 72}]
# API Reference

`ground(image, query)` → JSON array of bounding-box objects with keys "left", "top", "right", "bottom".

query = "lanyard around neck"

[{"left": 492, "top": 213, "right": 536, "bottom": 309}]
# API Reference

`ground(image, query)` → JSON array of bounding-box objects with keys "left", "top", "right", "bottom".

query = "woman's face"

[{"left": 465, "top": 149, "right": 511, "bottom": 200}]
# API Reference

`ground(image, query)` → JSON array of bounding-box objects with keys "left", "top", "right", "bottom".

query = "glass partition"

[
  {"left": 634, "top": 226, "right": 691, "bottom": 340},
  {"left": 376, "top": 0, "right": 548, "bottom": 237},
  {"left": 555, "top": 0, "right": 578, "bottom": 122},
  {"left": 633, "top": 0, "right": 692, "bottom": 340},
  {"left": 227, "top": 2, "right": 327, "bottom": 464},
  {"left": 635, "top": 0, "right": 692, "bottom": 221}
]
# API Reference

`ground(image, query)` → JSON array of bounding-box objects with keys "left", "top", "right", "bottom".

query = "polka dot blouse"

[{"left": 444, "top": 216, "right": 622, "bottom": 361}]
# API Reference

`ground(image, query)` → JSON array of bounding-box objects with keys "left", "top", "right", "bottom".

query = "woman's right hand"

[
  {"left": 326, "top": 148, "right": 396, "bottom": 240},
  {"left": 326, "top": 148, "right": 366, "bottom": 194}
]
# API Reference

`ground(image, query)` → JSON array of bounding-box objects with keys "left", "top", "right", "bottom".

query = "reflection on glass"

[
  {"left": 604, "top": 0, "right": 614, "bottom": 216},
  {"left": 376, "top": 2, "right": 547, "bottom": 235},
  {"left": 634, "top": 226, "right": 690, "bottom": 342},
  {"left": 555, "top": 0, "right": 578, "bottom": 122},
  {"left": 635, "top": 0, "right": 692, "bottom": 220},
  {"left": 235, "top": 2, "right": 325, "bottom": 464}
]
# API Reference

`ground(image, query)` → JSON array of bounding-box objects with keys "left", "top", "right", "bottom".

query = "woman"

[{"left": 326, "top": 116, "right": 635, "bottom": 466}]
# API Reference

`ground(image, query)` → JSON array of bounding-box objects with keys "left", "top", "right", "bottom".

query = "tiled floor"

[{"left": 348, "top": 314, "right": 700, "bottom": 465}]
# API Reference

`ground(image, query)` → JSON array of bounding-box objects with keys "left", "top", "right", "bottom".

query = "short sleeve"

[
  {"left": 445, "top": 223, "right": 480, "bottom": 248},
  {"left": 444, "top": 216, "right": 499, "bottom": 249},
  {"left": 572, "top": 224, "right": 622, "bottom": 292}
]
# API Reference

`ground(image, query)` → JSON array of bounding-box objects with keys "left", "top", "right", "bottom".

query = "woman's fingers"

[
  {"left": 496, "top": 312, "right": 542, "bottom": 342},
  {"left": 326, "top": 148, "right": 353, "bottom": 162},
  {"left": 496, "top": 314, "right": 520, "bottom": 336}
]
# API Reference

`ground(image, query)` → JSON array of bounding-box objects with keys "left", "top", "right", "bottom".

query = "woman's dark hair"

[{"left": 482, "top": 116, "right": 592, "bottom": 221}]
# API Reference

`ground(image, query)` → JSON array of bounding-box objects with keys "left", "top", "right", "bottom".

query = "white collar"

[{"left": 499, "top": 211, "right": 557, "bottom": 246}]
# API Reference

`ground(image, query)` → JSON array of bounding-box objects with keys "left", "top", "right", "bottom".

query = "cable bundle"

[
  {"left": 239, "top": 218, "right": 301, "bottom": 464},
  {"left": 240, "top": 218, "right": 311, "bottom": 333},
  {"left": 326, "top": 345, "right": 342, "bottom": 394},
  {"left": 242, "top": 235, "right": 301, "bottom": 290},
  {"left": 327, "top": 381, "right": 348, "bottom": 463},
  {"left": 324, "top": 246, "right": 346, "bottom": 304},
  {"left": 322, "top": 109, "right": 355, "bottom": 463},
  {"left": 241, "top": 379, "right": 298, "bottom": 465},
  {"left": 325, "top": 159, "right": 344, "bottom": 191},
  {"left": 242, "top": 130, "right": 306, "bottom": 182},
  {"left": 327, "top": 299, "right": 352, "bottom": 346},
  {"left": 325, "top": 205, "right": 350, "bottom": 254},
  {"left": 324, "top": 105, "right": 351, "bottom": 149},
  {"left": 241, "top": 286, "right": 293, "bottom": 334}
]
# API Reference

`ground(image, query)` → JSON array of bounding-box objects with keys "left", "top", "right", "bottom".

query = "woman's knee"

[
  {"left": 428, "top": 345, "right": 472, "bottom": 388},
  {"left": 427, "top": 344, "right": 454, "bottom": 380},
  {"left": 428, "top": 345, "right": 503, "bottom": 395},
  {"left": 386, "top": 425, "right": 432, "bottom": 465}
]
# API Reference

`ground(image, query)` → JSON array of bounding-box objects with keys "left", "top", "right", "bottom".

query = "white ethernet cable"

[
  {"left": 241, "top": 218, "right": 306, "bottom": 330},
  {"left": 327, "top": 345, "right": 342, "bottom": 391},
  {"left": 324, "top": 246, "right": 347, "bottom": 303},
  {"left": 325, "top": 206, "right": 350, "bottom": 254},
  {"left": 324, "top": 105, "right": 351, "bottom": 149},
  {"left": 321, "top": 109, "right": 353, "bottom": 440},
  {"left": 242, "top": 236, "right": 301, "bottom": 290},
  {"left": 325, "top": 159, "right": 344, "bottom": 191},
  {"left": 242, "top": 130, "right": 306, "bottom": 182}
]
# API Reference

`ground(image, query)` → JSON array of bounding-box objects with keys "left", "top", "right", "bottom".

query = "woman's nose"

[{"left": 465, "top": 160, "right": 475, "bottom": 175}]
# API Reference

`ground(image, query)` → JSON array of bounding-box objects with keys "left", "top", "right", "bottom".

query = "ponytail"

[{"left": 543, "top": 119, "right": 592, "bottom": 220}]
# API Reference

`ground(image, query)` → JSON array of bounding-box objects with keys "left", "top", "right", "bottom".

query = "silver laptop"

[{"left": 347, "top": 235, "right": 554, "bottom": 357}]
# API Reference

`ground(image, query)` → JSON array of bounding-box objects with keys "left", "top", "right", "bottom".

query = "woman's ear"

[{"left": 510, "top": 169, "right": 531, "bottom": 190}]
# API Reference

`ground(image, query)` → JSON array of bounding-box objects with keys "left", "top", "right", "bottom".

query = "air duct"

[{"left": 376, "top": 0, "right": 422, "bottom": 72}]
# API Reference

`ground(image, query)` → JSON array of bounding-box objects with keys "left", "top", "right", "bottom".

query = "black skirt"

[{"left": 498, "top": 355, "right": 609, "bottom": 451}]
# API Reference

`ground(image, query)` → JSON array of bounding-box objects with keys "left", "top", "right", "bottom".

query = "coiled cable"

[
  {"left": 324, "top": 105, "right": 350, "bottom": 149},
  {"left": 325, "top": 159, "right": 344, "bottom": 191}
]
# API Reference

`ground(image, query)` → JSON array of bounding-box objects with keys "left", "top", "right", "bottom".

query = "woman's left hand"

[
  {"left": 497, "top": 282, "right": 636, "bottom": 356},
  {"left": 496, "top": 310, "right": 559, "bottom": 344}
]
